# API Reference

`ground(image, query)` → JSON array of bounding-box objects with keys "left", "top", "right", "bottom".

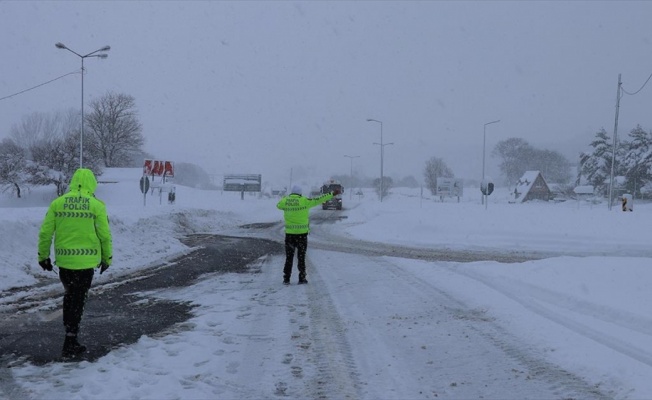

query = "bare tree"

[
  {"left": 492, "top": 138, "right": 533, "bottom": 185},
  {"left": 423, "top": 156, "right": 454, "bottom": 195},
  {"left": 372, "top": 176, "right": 393, "bottom": 199},
  {"left": 492, "top": 138, "right": 571, "bottom": 185},
  {"left": 10, "top": 111, "right": 63, "bottom": 150},
  {"left": 85, "top": 92, "right": 145, "bottom": 167},
  {"left": 0, "top": 139, "right": 28, "bottom": 197}
]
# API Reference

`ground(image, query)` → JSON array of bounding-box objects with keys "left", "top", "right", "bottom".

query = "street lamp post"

[
  {"left": 482, "top": 119, "right": 501, "bottom": 205},
  {"left": 56, "top": 42, "right": 110, "bottom": 168},
  {"left": 367, "top": 118, "right": 393, "bottom": 202},
  {"left": 374, "top": 140, "right": 394, "bottom": 200},
  {"left": 344, "top": 155, "right": 360, "bottom": 200}
]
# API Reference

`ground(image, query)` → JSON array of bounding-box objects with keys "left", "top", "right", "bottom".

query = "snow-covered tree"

[
  {"left": 621, "top": 125, "right": 652, "bottom": 196},
  {"left": 0, "top": 139, "right": 28, "bottom": 198},
  {"left": 29, "top": 133, "right": 103, "bottom": 195},
  {"left": 423, "top": 157, "right": 454, "bottom": 195},
  {"left": 579, "top": 128, "right": 626, "bottom": 196}
]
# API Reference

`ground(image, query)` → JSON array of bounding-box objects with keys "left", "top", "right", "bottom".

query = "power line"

[
  {"left": 0, "top": 70, "right": 80, "bottom": 102},
  {"left": 621, "top": 71, "right": 652, "bottom": 96}
]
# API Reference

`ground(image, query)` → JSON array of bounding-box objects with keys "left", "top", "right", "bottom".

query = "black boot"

[
  {"left": 62, "top": 334, "right": 87, "bottom": 359},
  {"left": 298, "top": 273, "right": 308, "bottom": 284}
]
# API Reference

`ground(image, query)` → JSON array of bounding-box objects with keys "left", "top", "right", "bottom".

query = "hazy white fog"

[{"left": 2, "top": 1, "right": 652, "bottom": 185}]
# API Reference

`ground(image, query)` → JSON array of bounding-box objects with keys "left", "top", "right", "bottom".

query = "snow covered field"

[{"left": 1, "top": 168, "right": 651, "bottom": 399}]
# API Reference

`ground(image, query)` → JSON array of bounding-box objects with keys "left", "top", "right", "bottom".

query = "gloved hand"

[
  {"left": 98, "top": 261, "right": 110, "bottom": 274},
  {"left": 39, "top": 258, "right": 53, "bottom": 272},
  {"left": 332, "top": 188, "right": 341, "bottom": 196}
]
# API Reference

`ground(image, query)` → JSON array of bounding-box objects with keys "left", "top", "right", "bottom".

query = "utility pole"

[
  {"left": 608, "top": 73, "right": 622, "bottom": 211},
  {"left": 344, "top": 155, "right": 360, "bottom": 200}
]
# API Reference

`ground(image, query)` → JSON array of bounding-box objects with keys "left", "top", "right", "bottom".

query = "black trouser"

[
  {"left": 59, "top": 268, "right": 94, "bottom": 335},
  {"left": 284, "top": 233, "right": 308, "bottom": 279}
]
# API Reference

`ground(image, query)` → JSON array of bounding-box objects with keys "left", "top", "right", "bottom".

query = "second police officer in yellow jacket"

[
  {"left": 38, "top": 168, "right": 113, "bottom": 359},
  {"left": 276, "top": 185, "right": 340, "bottom": 285}
]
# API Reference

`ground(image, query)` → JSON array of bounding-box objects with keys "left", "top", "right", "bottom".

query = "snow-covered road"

[
  {"left": 219, "top": 247, "right": 612, "bottom": 399},
  {"left": 6, "top": 236, "right": 617, "bottom": 399},
  {"left": 2, "top": 179, "right": 650, "bottom": 399}
]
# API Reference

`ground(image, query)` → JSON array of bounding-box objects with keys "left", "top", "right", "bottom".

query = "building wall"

[{"left": 525, "top": 175, "right": 551, "bottom": 201}]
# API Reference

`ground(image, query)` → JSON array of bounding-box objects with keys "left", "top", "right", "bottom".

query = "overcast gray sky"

[{"left": 2, "top": 1, "right": 652, "bottom": 187}]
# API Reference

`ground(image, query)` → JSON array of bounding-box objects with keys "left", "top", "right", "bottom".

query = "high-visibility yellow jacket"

[
  {"left": 276, "top": 193, "right": 333, "bottom": 234},
  {"left": 38, "top": 168, "right": 113, "bottom": 270}
]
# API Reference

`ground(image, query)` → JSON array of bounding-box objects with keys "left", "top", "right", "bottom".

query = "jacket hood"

[{"left": 69, "top": 168, "right": 98, "bottom": 195}]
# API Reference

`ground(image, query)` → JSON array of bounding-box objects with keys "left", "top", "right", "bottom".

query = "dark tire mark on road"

[{"left": 309, "top": 236, "right": 547, "bottom": 263}]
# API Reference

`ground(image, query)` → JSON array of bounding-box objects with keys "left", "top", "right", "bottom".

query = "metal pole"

[
  {"left": 482, "top": 125, "right": 486, "bottom": 181},
  {"left": 350, "top": 157, "right": 354, "bottom": 201},
  {"left": 482, "top": 120, "right": 500, "bottom": 205},
  {"left": 608, "top": 73, "right": 622, "bottom": 211},
  {"left": 344, "top": 155, "right": 360, "bottom": 200},
  {"left": 482, "top": 124, "right": 486, "bottom": 206},
  {"left": 380, "top": 121, "right": 383, "bottom": 202},
  {"left": 80, "top": 57, "right": 84, "bottom": 167},
  {"left": 367, "top": 119, "right": 385, "bottom": 202},
  {"left": 55, "top": 43, "right": 110, "bottom": 168}
]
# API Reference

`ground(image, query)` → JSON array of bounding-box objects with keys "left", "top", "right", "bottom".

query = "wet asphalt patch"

[{"left": 0, "top": 235, "right": 283, "bottom": 366}]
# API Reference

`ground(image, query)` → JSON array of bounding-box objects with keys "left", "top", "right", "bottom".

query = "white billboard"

[{"left": 436, "top": 178, "right": 464, "bottom": 198}]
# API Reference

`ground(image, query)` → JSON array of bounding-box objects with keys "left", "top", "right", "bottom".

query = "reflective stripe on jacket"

[
  {"left": 38, "top": 168, "right": 113, "bottom": 270},
  {"left": 276, "top": 192, "right": 333, "bottom": 234}
]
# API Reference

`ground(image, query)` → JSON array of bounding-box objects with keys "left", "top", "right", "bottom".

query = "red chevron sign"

[{"left": 143, "top": 159, "right": 174, "bottom": 177}]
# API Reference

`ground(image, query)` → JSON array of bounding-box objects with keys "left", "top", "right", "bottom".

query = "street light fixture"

[
  {"left": 344, "top": 155, "right": 360, "bottom": 200},
  {"left": 56, "top": 42, "right": 110, "bottom": 168},
  {"left": 367, "top": 118, "right": 393, "bottom": 202},
  {"left": 482, "top": 119, "right": 501, "bottom": 206}
]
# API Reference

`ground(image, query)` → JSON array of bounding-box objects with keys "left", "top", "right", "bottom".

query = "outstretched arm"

[{"left": 306, "top": 192, "right": 334, "bottom": 208}]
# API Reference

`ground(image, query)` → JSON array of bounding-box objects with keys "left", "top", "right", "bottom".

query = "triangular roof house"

[{"left": 513, "top": 171, "right": 551, "bottom": 203}]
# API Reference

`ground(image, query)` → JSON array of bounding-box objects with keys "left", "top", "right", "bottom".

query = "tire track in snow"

[
  {"left": 509, "top": 278, "right": 652, "bottom": 337},
  {"left": 366, "top": 257, "right": 614, "bottom": 400},
  {"left": 302, "top": 256, "right": 362, "bottom": 399},
  {"left": 211, "top": 229, "right": 620, "bottom": 398},
  {"left": 218, "top": 253, "right": 360, "bottom": 399},
  {"left": 452, "top": 266, "right": 652, "bottom": 369}
]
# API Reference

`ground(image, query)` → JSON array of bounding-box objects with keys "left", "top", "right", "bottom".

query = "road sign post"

[
  {"left": 140, "top": 176, "right": 150, "bottom": 206},
  {"left": 481, "top": 178, "right": 494, "bottom": 210}
]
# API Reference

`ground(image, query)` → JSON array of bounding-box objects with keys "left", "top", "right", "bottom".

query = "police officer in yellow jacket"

[
  {"left": 276, "top": 185, "right": 339, "bottom": 285},
  {"left": 38, "top": 168, "right": 113, "bottom": 359}
]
